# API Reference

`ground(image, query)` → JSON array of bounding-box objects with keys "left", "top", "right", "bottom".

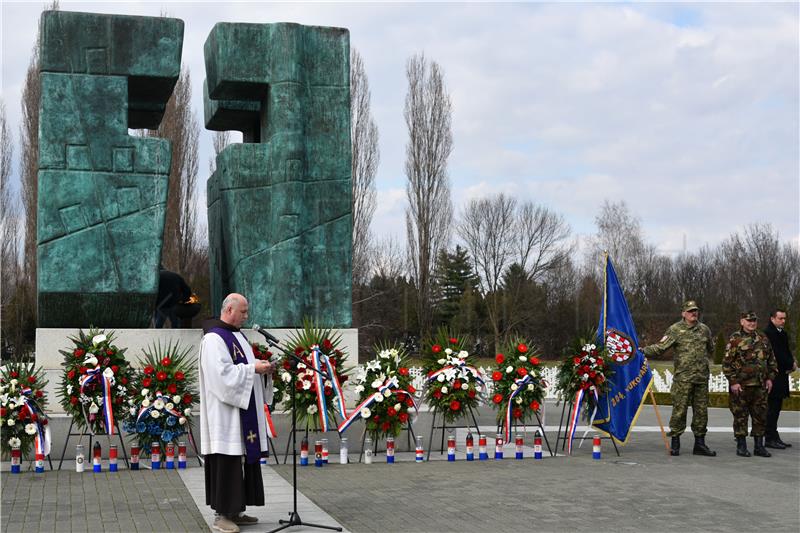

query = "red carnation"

[
  {"left": 589, "top": 371, "right": 596, "bottom": 378},
  {"left": 27, "top": 376, "right": 36, "bottom": 384},
  {"left": 144, "top": 366, "right": 155, "bottom": 375},
  {"left": 161, "top": 357, "right": 172, "bottom": 367},
  {"left": 398, "top": 367, "right": 409, "bottom": 376},
  {"left": 70, "top": 396, "right": 79, "bottom": 405},
  {"left": 597, "top": 358, "right": 603, "bottom": 366},
  {"left": 111, "top": 365, "right": 119, "bottom": 374},
  {"left": 492, "top": 393, "right": 503, "bottom": 404},
  {"left": 182, "top": 393, "right": 193, "bottom": 404},
  {"left": 433, "top": 390, "right": 443, "bottom": 400},
  {"left": 387, "top": 407, "right": 397, "bottom": 417},
  {"left": 530, "top": 400, "right": 540, "bottom": 411},
  {"left": 283, "top": 360, "right": 292, "bottom": 370},
  {"left": 0, "top": 407, "right": 6, "bottom": 417},
  {"left": 512, "top": 407, "right": 523, "bottom": 419},
  {"left": 530, "top": 357, "right": 540, "bottom": 365},
  {"left": 35, "top": 390, "right": 43, "bottom": 398},
  {"left": 398, "top": 412, "right": 409, "bottom": 423},
  {"left": 468, "top": 389, "right": 476, "bottom": 398},
  {"left": 453, "top": 380, "right": 462, "bottom": 390},
  {"left": 495, "top": 353, "right": 505, "bottom": 364},
  {"left": 74, "top": 349, "right": 85, "bottom": 358},
  {"left": 17, "top": 406, "right": 28, "bottom": 420},
  {"left": 517, "top": 343, "right": 528, "bottom": 353},
  {"left": 449, "top": 399, "right": 461, "bottom": 411},
  {"left": 175, "top": 371, "right": 185, "bottom": 381},
  {"left": 322, "top": 339, "right": 333, "bottom": 351},
  {"left": 324, "top": 388, "right": 332, "bottom": 396},
  {"left": 142, "top": 377, "right": 152, "bottom": 388},
  {"left": 10, "top": 371, "right": 18, "bottom": 378},
  {"left": 449, "top": 337, "right": 458, "bottom": 345},
  {"left": 168, "top": 383, "right": 178, "bottom": 394},
  {"left": 381, "top": 422, "right": 391, "bottom": 432},
  {"left": 492, "top": 371, "right": 503, "bottom": 381},
  {"left": 294, "top": 346, "right": 304, "bottom": 356},
  {"left": 79, "top": 366, "right": 88, "bottom": 375},
  {"left": 121, "top": 377, "right": 128, "bottom": 385},
  {"left": 407, "top": 385, "right": 416, "bottom": 394},
  {"left": 295, "top": 381, "right": 304, "bottom": 391},
  {"left": 106, "top": 349, "right": 113, "bottom": 356},
  {"left": 67, "top": 370, "right": 76, "bottom": 380},
  {"left": 432, "top": 344, "right": 442, "bottom": 353},
  {"left": 573, "top": 357, "right": 581, "bottom": 365},
  {"left": 156, "top": 371, "right": 167, "bottom": 382},
  {"left": 517, "top": 367, "right": 528, "bottom": 377}
]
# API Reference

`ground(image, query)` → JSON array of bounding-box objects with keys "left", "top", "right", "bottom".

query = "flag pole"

[
  {"left": 648, "top": 390, "right": 670, "bottom": 455},
  {"left": 602, "top": 252, "right": 608, "bottom": 338}
]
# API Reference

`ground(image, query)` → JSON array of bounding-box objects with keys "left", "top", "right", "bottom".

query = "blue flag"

[{"left": 592, "top": 255, "right": 653, "bottom": 444}]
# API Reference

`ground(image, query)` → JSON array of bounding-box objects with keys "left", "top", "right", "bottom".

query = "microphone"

[{"left": 252, "top": 324, "right": 280, "bottom": 345}]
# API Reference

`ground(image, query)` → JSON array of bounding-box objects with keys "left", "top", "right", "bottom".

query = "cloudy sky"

[{"left": 2, "top": 1, "right": 798, "bottom": 256}]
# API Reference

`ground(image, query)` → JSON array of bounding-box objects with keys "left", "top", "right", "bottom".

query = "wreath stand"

[
  {"left": 356, "top": 420, "right": 417, "bottom": 463},
  {"left": 497, "top": 407, "right": 555, "bottom": 457},
  {"left": 554, "top": 399, "right": 620, "bottom": 457},
  {"left": 426, "top": 405, "right": 481, "bottom": 460},
  {"left": 57, "top": 418, "right": 129, "bottom": 470}
]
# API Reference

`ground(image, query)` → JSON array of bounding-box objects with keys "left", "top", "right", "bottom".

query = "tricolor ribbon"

[
  {"left": 338, "top": 376, "right": 416, "bottom": 434},
  {"left": 263, "top": 404, "right": 277, "bottom": 438},
  {"left": 20, "top": 387, "right": 51, "bottom": 457},
  {"left": 136, "top": 393, "right": 181, "bottom": 425},
  {"left": 567, "top": 386, "right": 599, "bottom": 454},
  {"left": 503, "top": 374, "right": 536, "bottom": 442},
  {"left": 309, "top": 346, "right": 348, "bottom": 432},
  {"left": 426, "top": 360, "right": 486, "bottom": 390},
  {"left": 79, "top": 366, "right": 116, "bottom": 434}
]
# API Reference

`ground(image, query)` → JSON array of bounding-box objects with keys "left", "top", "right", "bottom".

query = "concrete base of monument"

[{"left": 34, "top": 327, "right": 359, "bottom": 414}]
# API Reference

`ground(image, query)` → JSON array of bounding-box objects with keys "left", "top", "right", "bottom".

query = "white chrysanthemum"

[
  {"left": 519, "top": 355, "right": 527, "bottom": 361},
  {"left": 458, "top": 350, "right": 469, "bottom": 358},
  {"left": 360, "top": 407, "right": 371, "bottom": 418},
  {"left": 374, "top": 394, "right": 384, "bottom": 403},
  {"left": 153, "top": 399, "right": 165, "bottom": 410},
  {"left": 437, "top": 358, "right": 446, "bottom": 365},
  {"left": 8, "top": 437, "right": 21, "bottom": 448},
  {"left": 281, "top": 372, "right": 292, "bottom": 383},
  {"left": 179, "top": 417, "right": 187, "bottom": 425},
  {"left": 302, "top": 381, "right": 312, "bottom": 390},
  {"left": 307, "top": 404, "right": 318, "bottom": 415},
  {"left": 516, "top": 397, "right": 523, "bottom": 405},
  {"left": 141, "top": 388, "right": 149, "bottom": 397},
  {"left": 590, "top": 344, "right": 596, "bottom": 350},
  {"left": 184, "top": 408, "right": 191, "bottom": 416},
  {"left": 511, "top": 383, "right": 519, "bottom": 392},
  {"left": 166, "top": 402, "right": 174, "bottom": 410},
  {"left": 25, "top": 423, "right": 37, "bottom": 435},
  {"left": 527, "top": 384, "right": 535, "bottom": 391},
  {"left": 150, "top": 410, "right": 160, "bottom": 418},
  {"left": 172, "top": 395, "right": 181, "bottom": 404},
  {"left": 436, "top": 374, "right": 445, "bottom": 383},
  {"left": 394, "top": 402, "right": 402, "bottom": 411},
  {"left": 506, "top": 366, "right": 513, "bottom": 374},
  {"left": 383, "top": 390, "right": 392, "bottom": 399},
  {"left": 297, "top": 362, "right": 306, "bottom": 370},
  {"left": 445, "top": 348, "right": 453, "bottom": 355},
  {"left": 371, "top": 378, "right": 383, "bottom": 389},
  {"left": 7, "top": 419, "right": 15, "bottom": 426},
  {"left": 141, "top": 398, "right": 150, "bottom": 408},
  {"left": 441, "top": 386, "right": 449, "bottom": 394},
  {"left": 88, "top": 403, "right": 100, "bottom": 414},
  {"left": 92, "top": 334, "right": 107, "bottom": 346}
]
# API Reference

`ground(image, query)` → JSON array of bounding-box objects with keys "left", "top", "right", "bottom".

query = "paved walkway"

[{"left": 2, "top": 405, "right": 798, "bottom": 532}]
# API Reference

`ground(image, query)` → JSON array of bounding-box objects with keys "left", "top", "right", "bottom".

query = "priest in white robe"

[{"left": 199, "top": 293, "right": 274, "bottom": 533}]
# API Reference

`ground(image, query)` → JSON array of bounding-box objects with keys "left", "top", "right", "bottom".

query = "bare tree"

[
  {"left": 371, "top": 235, "right": 407, "bottom": 281},
  {"left": 1, "top": 99, "right": 22, "bottom": 355},
  {"left": 458, "top": 194, "right": 516, "bottom": 351},
  {"left": 148, "top": 67, "right": 201, "bottom": 276},
  {"left": 350, "top": 48, "right": 379, "bottom": 287},
  {"left": 515, "top": 202, "right": 572, "bottom": 281},
  {"left": 404, "top": 52, "right": 453, "bottom": 339},
  {"left": 209, "top": 130, "right": 231, "bottom": 174}
]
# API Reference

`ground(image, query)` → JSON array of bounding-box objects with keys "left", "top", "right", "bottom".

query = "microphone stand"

[{"left": 266, "top": 347, "right": 342, "bottom": 533}]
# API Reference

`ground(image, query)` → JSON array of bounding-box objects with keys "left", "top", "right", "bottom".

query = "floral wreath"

[
  {"left": 1, "top": 362, "right": 50, "bottom": 459},
  {"left": 123, "top": 341, "right": 197, "bottom": 451},
  {"left": 276, "top": 321, "right": 350, "bottom": 431},
  {"left": 58, "top": 329, "right": 136, "bottom": 435},
  {"left": 490, "top": 338, "right": 546, "bottom": 440},
  {"left": 421, "top": 329, "right": 484, "bottom": 423},
  {"left": 339, "top": 343, "right": 419, "bottom": 439},
  {"left": 252, "top": 342, "right": 286, "bottom": 407},
  {"left": 555, "top": 339, "right": 613, "bottom": 419}
]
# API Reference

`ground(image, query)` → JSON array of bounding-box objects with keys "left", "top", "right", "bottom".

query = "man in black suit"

[
  {"left": 764, "top": 308, "right": 797, "bottom": 449},
  {"left": 154, "top": 265, "right": 192, "bottom": 328}
]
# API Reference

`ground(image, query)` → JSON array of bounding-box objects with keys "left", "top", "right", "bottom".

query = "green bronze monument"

[
  {"left": 37, "top": 11, "right": 184, "bottom": 327},
  {"left": 204, "top": 23, "right": 352, "bottom": 328}
]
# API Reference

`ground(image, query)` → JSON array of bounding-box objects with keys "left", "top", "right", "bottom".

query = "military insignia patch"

[{"left": 605, "top": 328, "right": 635, "bottom": 364}]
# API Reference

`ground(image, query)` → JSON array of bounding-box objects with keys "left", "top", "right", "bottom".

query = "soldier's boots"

[
  {"left": 765, "top": 435, "right": 786, "bottom": 450},
  {"left": 692, "top": 437, "right": 716, "bottom": 456},
  {"left": 736, "top": 436, "right": 751, "bottom": 457},
  {"left": 670, "top": 436, "right": 680, "bottom": 456},
  {"left": 753, "top": 436, "right": 771, "bottom": 457}
]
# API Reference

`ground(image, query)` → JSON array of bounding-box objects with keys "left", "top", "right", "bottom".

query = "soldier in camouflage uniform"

[
  {"left": 642, "top": 300, "right": 716, "bottom": 456},
  {"left": 723, "top": 311, "right": 778, "bottom": 458}
]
